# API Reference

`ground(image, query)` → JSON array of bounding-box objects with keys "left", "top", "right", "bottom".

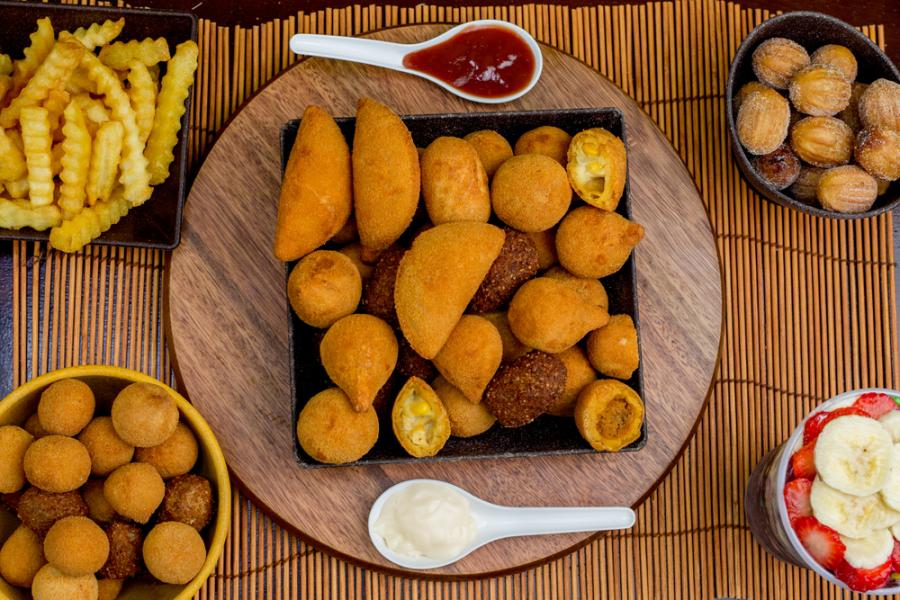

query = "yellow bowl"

[{"left": 0, "top": 366, "right": 231, "bottom": 600}]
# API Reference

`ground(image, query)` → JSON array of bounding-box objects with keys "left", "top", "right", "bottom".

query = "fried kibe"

[
  {"left": 508, "top": 277, "right": 609, "bottom": 353},
  {"left": 421, "top": 136, "right": 490, "bottom": 224},
  {"left": 287, "top": 250, "right": 362, "bottom": 328},
  {"left": 24, "top": 435, "right": 91, "bottom": 493},
  {"left": 483, "top": 351, "right": 566, "bottom": 427},
  {"left": 157, "top": 473, "right": 214, "bottom": 530},
  {"left": 469, "top": 228, "right": 539, "bottom": 313},
  {"left": 514, "top": 125, "right": 571, "bottom": 165},
  {"left": 491, "top": 154, "right": 571, "bottom": 232},
  {"left": 463, "top": 129, "right": 513, "bottom": 177},
  {"left": 556, "top": 206, "right": 644, "bottom": 278},
  {"left": 44, "top": 516, "right": 109, "bottom": 576},
  {"left": 433, "top": 315, "right": 503, "bottom": 403},
  {"left": 78, "top": 417, "right": 134, "bottom": 477},
  {"left": 38, "top": 378, "right": 95, "bottom": 435},
  {"left": 0, "top": 525, "right": 45, "bottom": 587},
  {"left": 296, "top": 388, "right": 379, "bottom": 464},
  {"left": 395, "top": 222, "right": 505, "bottom": 358},
  {"left": 361, "top": 245, "right": 404, "bottom": 327},
  {"left": 433, "top": 376, "right": 496, "bottom": 438},
  {"left": 548, "top": 346, "right": 597, "bottom": 417},
  {"left": 586, "top": 314, "right": 640, "bottom": 380},
  {"left": 544, "top": 266, "right": 609, "bottom": 310},
  {"left": 98, "top": 521, "right": 142, "bottom": 580},
  {"left": 110, "top": 382, "right": 179, "bottom": 448},
  {"left": 574, "top": 379, "right": 644, "bottom": 451},
  {"left": 17, "top": 488, "right": 88, "bottom": 535},
  {"left": 391, "top": 377, "right": 451, "bottom": 458},
  {"left": 273, "top": 105, "right": 351, "bottom": 261},
  {"left": 482, "top": 311, "right": 531, "bottom": 363},
  {"left": 103, "top": 463, "right": 165, "bottom": 523},
  {"left": 566, "top": 128, "right": 627, "bottom": 211},
  {"left": 396, "top": 337, "right": 436, "bottom": 382},
  {"left": 0, "top": 425, "right": 33, "bottom": 493},
  {"left": 143, "top": 522, "right": 206, "bottom": 585},
  {"left": 135, "top": 422, "right": 198, "bottom": 479},
  {"left": 353, "top": 97, "right": 420, "bottom": 251},
  {"left": 320, "top": 314, "right": 398, "bottom": 411}
]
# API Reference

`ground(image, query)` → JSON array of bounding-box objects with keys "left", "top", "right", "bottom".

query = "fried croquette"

[
  {"left": 396, "top": 337, "right": 436, "bottom": 382},
  {"left": 433, "top": 316, "right": 502, "bottom": 403},
  {"left": 586, "top": 314, "right": 639, "bottom": 380},
  {"left": 482, "top": 312, "right": 532, "bottom": 363},
  {"left": 31, "top": 564, "right": 98, "bottom": 600},
  {"left": 110, "top": 382, "right": 179, "bottom": 448},
  {"left": 482, "top": 351, "right": 566, "bottom": 427},
  {"left": 395, "top": 222, "right": 505, "bottom": 358},
  {"left": 525, "top": 229, "right": 557, "bottom": 270},
  {"left": 337, "top": 243, "right": 373, "bottom": 280},
  {"left": 0, "top": 524, "right": 46, "bottom": 587},
  {"left": 392, "top": 377, "right": 451, "bottom": 458},
  {"left": 143, "top": 521, "right": 206, "bottom": 585},
  {"left": 99, "top": 521, "right": 142, "bottom": 580},
  {"left": 549, "top": 346, "right": 597, "bottom": 416},
  {"left": 78, "top": 417, "right": 134, "bottom": 477},
  {"left": 157, "top": 474, "right": 213, "bottom": 531},
  {"left": 17, "top": 488, "right": 88, "bottom": 535},
  {"left": 491, "top": 154, "right": 571, "bottom": 232},
  {"left": 574, "top": 379, "right": 644, "bottom": 451},
  {"left": 361, "top": 245, "right": 405, "bottom": 327},
  {"left": 38, "top": 378, "right": 95, "bottom": 436},
  {"left": 273, "top": 105, "right": 352, "bottom": 261},
  {"left": 97, "top": 578, "right": 124, "bottom": 600},
  {"left": 514, "top": 126, "right": 572, "bottom": 165},
  {"left": 432, "top": 377, "right": 496, "bottom": 438},
  {"left": 103, "top": 463, "right": 165, "bottom": 524},
  {"left": 24, "top": 435, "right": 91, "bottom": 493},
  {"left": 469, "top": 228, "right": 540, "bottom": 313},
  {"left": 464, "top": 129, "right": 513, "bottom": 177},
  {"left": 135, "top": 422, "right": 198, "bottom": 479},
  {"left": 44, "top": 516, "right": 110, "bottom": 576},
  {"left": 353, "top": 98, "right": 420, "bottom": 251},
  {"left": 0, "top": 425, "right": 33, "bottom": 493},
  {"left": 24, "top": 413, "right": 49, "bottom": 439},
  {"left": 296, "top": 388, "right": 379, "bottom": 464},
  {"left": 287, "top": 250, "right": 362, "bottom": 328},
  {"left": 544, "top": 266, "right": 609, "bottom": 310},
  {"left": 566, "top": 128, "right": 627, "bottom": 211},
  {"left": 556, "top": 207, "right": 644, "bottom": 278},
  {"left": 83, "top": 480, "right": 116, "bottom": 523},
  {"left": 421, "top": 136, "right": 491, "bottom": 224}
]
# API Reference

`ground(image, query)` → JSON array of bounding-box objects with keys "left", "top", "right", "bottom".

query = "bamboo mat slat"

[{"left": 3, "top": 1, "right": 898, "bottom": 598}]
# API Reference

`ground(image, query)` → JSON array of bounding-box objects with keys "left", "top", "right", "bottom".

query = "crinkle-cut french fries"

[
  {"left": 72, "top": 93, "right": 110, "bottom": 136},
  {"left": 20, "top": 106, "right": 53, "bottom": 207},
  {"left": 86, "top": 120, "right": 122, "bottom": 206},
  {"left": 49, "top": 186, "right": 128, "bottom": 252},
  {"left": 64, "top": 66, "right": 96, "bottom": 95},
  {"left": 11, "top": 17, "right": 54, "bottom": 91},
  {"left": 126, "top": 61, "right": 156, "bottom": 145},
  {"left": 0, "top": 128, "right": 27, "bottom": 181},
  {"left": 42, "top": 88, "right": 70, "bottom": 140},
  {"left": 50, "top": 141, "right": 64, "bottom": 177},
  {"left": 59, "top": 101, "right": 91, "bottom": 219},
  {"left": 69, "top": 18, "right": 124, "bottom": 52},
  {"left": 0, "top": 197, "right": 61, "bottom": 230},
  {"left": 5, "top": 179, "right": 29, "bottom": 200},
  {"left": 99, "top": 38, "right": 170, "bottom": 70},
  {"left": 0, "top": 54, "right": 12, "bottom": 77},
  {"left": 0, "top": 75, "right": 11, "bottom": 105}
]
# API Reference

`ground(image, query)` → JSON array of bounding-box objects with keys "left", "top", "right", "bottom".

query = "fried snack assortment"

[{"left": 0, "top": 17, "right": 198, "bottom": 252}]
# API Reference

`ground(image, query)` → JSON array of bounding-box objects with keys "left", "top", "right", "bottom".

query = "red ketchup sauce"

[{"left": 402, "top": 26, "right": 536, "bottom": 99}]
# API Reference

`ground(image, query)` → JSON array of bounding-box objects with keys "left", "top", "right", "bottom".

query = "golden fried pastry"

[
  {"left": 736, "top": 88, "right": 791, "bottom": 155},
  {"left": 469, "top": 228, "right": 539, "bottom": 313},
  {"left": 337, "top": 243, "right": 374, "bottom": 280},
  {"left": 395, "top": 222, "right": 505, "bottom": 358},
  {"left": 98, "top": 522, "right": 142, "bottom": 580},
  {"left": 24, "top": 435, "right": 91, "bottom": 493},
  {"left": 274, "top": 105, "right": 352, "bottom": 261},
  {"left": 811, "top": 44, "right": 857, "bottom": 82},
  {"left": 320, "top": 314, "right": 398, "bottom": 411},
  {"left": 78, "top": 417, "right": 134, "bottom": 477},
  {"left": 508, "top": 277, "right": 609, "bottom": 353},
  {"left": 855, "top": 127, "right": 900, "bottom": 181},
  {"left": 296, "top": 388, "right": 379, "bottom": 464},
  {"left": 24, "top": 413, "right": 49, "bottom": 439},
  {"left": 433, "top": 315, "right": 503, "bottom": 403},
  {"left": 548, "top": 346, "right": 597, "bottom": 417},
  {"left": 752, "top": 144, "right": 801, "bottom": 190},
  {"left": 734, "top": 81, "right": 772, "bottom": 111},
  {"left": 97, "top": 578, "right": 124, "bottom": 600},
  {"left": 82, "top": 480, "right": 116, "bottom": 523},
  {"left": 287, "top": 250, "right": 362, "bottom": 328},
  {"left": 361, "top": 246, "right": 404, "bottom": 327},
  {"left": 143, "top": 522, "right": 206, "bottom": 585},
  {"left": 544, "top": 266, "right": 609, "bottom": 310},
  {"left": 421, "top": 136, "right": 491, "bottom": 224},
  {"left": 44, "top": 516, "right": 109, "bottom": 576},
  {"left": 391, "top": 377, "right": 451, "bottom": 458},
  {"left": 556, "top": 206, "right": 644, "bottom": 278},
  {"left": 135, "top": 422, "right": 198, "bottom": 479},
  {"left": 566, "top": 127, "right": 627, "bottom": 211},
  {"left": 586, "top": 314, "right": 639, "bottom": 380},
  {"left": 157, "top": 474, "right": 214, "bottom": 531},
  {"left": 817, "top": 165, "right": 878, "bottom": 213},
  {"left": 575, "top": 379, "right": 644, "bottom": 451},
  {"left": 751, "top": 37, "right": 809, "bottom": 89},
  {"left": 31, "top": 564, "right": 98, "bottom": 600},
  {"left": 432, "top": 376, "right": 496, "bottom": 438},
  {"left": 38, "top": 378, "right": 95, "bottom": 436},
  {"left": 353, "top": 97, "right": 420, "bottom": 251},
  {"left": 464, "top": 129, "right": 513, "bottom": 177},
  {"left": 483, "top": 351, "right": 566, "bottom": 427},
  {"left": 789, "top": 166, "right": 825, "bottom": 203},
  {"left": 482, "top": 312, "right": 531, "bottom": 363},
  {"left": 858, "top": 78, "right": 900, "bottom": 132},
  {"left": 16, "top": 488, "right": 88, "bottom": 536},
  {"left": 103, "top": 463, "right": 165, "bottom": 524},
  {"left": 330, "top": 216, "right": 358, "bottom": 244},
  {"left": 526, "top": 229, "right": 557, "bottom": 270},
  {"left": 491, "top": 154, "right": 571, "bottom": 232},
  {"left": 110, "top": 382, "right": 179, "bottom": 448},
  {"left": 838, "top": 82, "right": 868, "bottom": 132},
  {"left": 0, "top": 425, "right": 33, "bottom": 493},
  {"left": 0, "top": 525, "right": 46, "bottom": 587},
  {"left": 789, "top": 116, "right": 853, "bottom": 167},
  {"left": 514, "top": 126, "right": 571, "bottom": 165},
  {"left": 789, "top": 65, "right": 852, "bottom": 116}
]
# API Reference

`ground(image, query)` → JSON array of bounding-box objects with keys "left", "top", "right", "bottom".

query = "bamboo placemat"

[{"left": 3, "top": 0, "right": 897, "bottom": 597}]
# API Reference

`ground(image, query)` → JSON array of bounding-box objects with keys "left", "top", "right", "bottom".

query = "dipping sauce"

[
  {"left": 373, "top": 482, "right": 477, "bottom": 560},
  {"left": 402, "top": 26, "right": 536, "bottom": 99}
]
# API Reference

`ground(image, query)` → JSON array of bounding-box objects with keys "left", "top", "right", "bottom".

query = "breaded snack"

[
  {"left": 548, "top": 346, "right": 597, "bottom": 416},
  {"left": 320, "top": 314, "right": 398, "bottom": 411},
  {"left": 24, "top": 413, "right": 49, "bottom": 439},
  {"left": 421, "top": 136, "right": 491, "bottom": 224},
  {"left": 566, "top": 128, "right": 627, "bottom": 211},
  {"left": 433, "top": 316, "right": 502, "bottom": 403},
  {"left": 395, "top": 222, "right": 505, "bottom": 358},
  {"left": 508, "top": 278, "right": 609, "bottom": 353},
  {"left": 544, "top": 266, "right": 609, "bottom": 310},
  {"left": 38, "top": 378, "right": 95, "bottom": 436},
  {"left": 482, "top": 312, "right": 531, "bottom": 363},
  {"left": 44, "top": 516, "right": 110, "bottom": 576},
  {"left": 110, "top": 382, "right": 179, "bottom": 448},
  {"left": 0, "top": 425, "right": 33, "bottom": 493},
  {"left": 433, "top": 376, "right": 496, "bottom": 438},
  {"left": 143, "top": 521, "right": 205, "bottom": 584},
  {"left": 103, "top": 463, "right": 164, "bottom": 523},
  {"left": 83, "top": 480, "right": 116, "bottom": 522},
  {"left": 99, "top": 521, "right": 142, "bottom": 580},
  {"left": 469, "top": 229, "right": 539, "bottom": 313},
  {"left": 296, "top": 388, "right": 379, "bottom": 464},
  {"left": 574, "top": 379, "right": 644, "bottom": 451},
  {"left": 391, "top": 377, "right": 451, "bottom": 458},
  {"left": 514, "top": 126, "right": 571, "bottom": 165},
  {"left": 337, "top": 243, "right": 373, "bottom": 280},
  {"left": 353, "top": 98, "right": 420, "bottom": 251},
  {"left": 97, "top": 578, "right": 124, "bottom": 600},
  {"left": 157, "top": 474, "right": 213, "bottom": 531},
  {"left": 0, "top": 525, "right": 46, "bottom": 587},
  {"left": 24, "top": 435, "right": 91, "bottom": 492},
  {"left": 483, "top": 351, "right": 565, "bottom": 427},
  {"left": 31, "top": 564, "right": 98, "bottom": 600},
  {"left": 287, "top": 250, "right": 362, "bottom": 328},
  {"left": 135, "top": 422, "right": 198, "bottom": 479},
  {"left": 491, "top": 154, "right": 571, "bottom": 232},
  {"left": 396, "top": 337, "right": 436, "bottom": 382},
  {"left": 1, "top": 492, "right": 21, "bottom": 513},
  {"left": 17, "top": 488, "right": 88, "bottom": 535},
  {"left": 556, "top": 206, "right": 644, "bottom": 278},
  {"left": 361, "top": 245, "right": 404, "bottom": 327},
  {"left": 464, "top": 129, "right": 513, "bottom": 177},
  {"left": 586, "top": 314, "right": 640, "bottom": 380},
  {"left": 525, "top": 229, "right": 557, "bottom": 270},
  {"left": 330, "top": 216, "right": 357, "bottom": 244},
  {"left": 273, "top": 105, "right": 351, "bottom": 261},
  {"left": 78, "top": 417, "right": 134, "bottom": 477}
]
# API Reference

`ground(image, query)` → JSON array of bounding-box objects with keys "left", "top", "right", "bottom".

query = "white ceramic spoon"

[
  {"left": 368, "top": 479, "right": 635, "bottom": 570},
  {"left": 289, "top": 20, "right": 543, "bottom": 104}
]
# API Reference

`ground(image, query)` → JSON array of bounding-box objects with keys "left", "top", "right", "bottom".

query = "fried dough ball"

[
  {"left": 556, "top": 206, "right": 644, "bottom": 278},
  {"left": 110, "top": 383, "right": 179, "bottom": 448},
  {"left": 97, "top": 578, "right": 124, "bottom": 600},
  {"left": 855, "top": 127, "right": 900, "bottom": 181},
  {"left": 752, "top": 144, "right": 801, "bottom": 189},
  {"left": 491, "top": 154, "right": 571, "bottom": 232},
  {"left": 361, "top": 245, "right": 404, "bottom": 327},
  {"left": 482, "top": 312, "right": 531, "bottom": 363},
  {"left": 44, "top": 516, "right": 110, "bottom": 576},
  {"left": 858, "top": 78, "right": 900, "bottom": 132},
  {"left": 337, "top": 243, "right": 373, "bottom": 280},
  {"left": 789, "top": 166, "right": 825, "bottom": 203},
  {"left": 789, "top": 65, "right": 852, "bottom": 116},
  {"left": 24, "top": 435, "right": 91, "bottom": 493},
  {"left": 143, "top": 521, "right": 206, "bottom": 585},
  {"left": 157, "top": 474, "right": 214, "bottom": 531},
  {"left": 839, "top": 82, "right": 868, "bottom": 132},
  {"left": 391, "top": 377, "right": 451, "bottom": 458},
  {"left": 31, "top": 564, "right": 98, "bottom": 600},
  {"left": 524, "top": 229, "right": 557, "bottom": 270},
  {"left": 396, "top": 337, "right": 436, "bottom": 382},
  {"left": 287, "top": 250, "right": 362, "bottom": 328},
  {"left": 24, "top": 413, "right": 49, "bottom": 439},
  {"left": 469, "top": 228, "right": 539, "bottom": 313},
  {"left": 574, "top": 379, "right": 644, "bottom": 451},
  {"left": 811, "top": 44, "right": 857, "bottom": 82},
  {"left": 135, "top": 422, "right": 198, "bottom": 479},
  {"left": 549, "top": 346, "right": 597, "bottom": 416},
  {"left": 99, "top": 521, "right": 142, "bottom": 580},
  {"left": 296, "top": 388, "right": 379, "bottom": 464},
  {"left": 0, "top": 425, "right": 33, "bottom": 493},
  {"left": 433, "top": 315, "right": 503, "bottom": 403},
  {"left": 736, "top": 88, "right": 791, "bottom": 155},
  {"left": 586, "top": 314, "right": 639, "bottom": 380},
  {"left": 433, "top": 376, "right": 496, "bottom": 438},
  {"left": 0, "top": 525, "right": 46, "bottom": 587},
  {"left": 514, "top": 126, "right": 571, "bottom": 165},
  {"left": 790, "top": 116, "right": 853, "bottom": 168},
  {"left": 83, "top": 480, "right": 116, "bottom": 523},
  {"left": 483, "top": 351, "right": 565, "bottom": 427},
  {"left": 103, "top": 463, "right": 165, "bottom": 524},
  {"left": 544, "top": 266, "right": 608, "bottom": 310},
  {"left": 421, "top": 136, "right": 491, "bottom": 224},
  {"left": 817, "top": 164, "right": 878, "bottom": 213},
  {"left": 566, "top": 127, "right": 627, "bottom": 211},
  {"left": 464, "top": 129, "right": 513, "bottom": 177},
  {"left": 37, "top": 378, "right": 95, "bottom": 436},
  {"left": 17, "top": 488, "right": 88, "bottom": 535},
  {"left": 734, "top": 81, "right": 772, "bottom": 111},
  {"left": 78, "top": 417, "right": 134, "bottom": 477},
  {"left": 751, "top": 37, "right": 809, "bottom": 89}
]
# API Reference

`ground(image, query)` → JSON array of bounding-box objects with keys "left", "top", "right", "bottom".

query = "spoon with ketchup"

[{"left": 289, "top": 20, "right": 543, "bottom": 104}]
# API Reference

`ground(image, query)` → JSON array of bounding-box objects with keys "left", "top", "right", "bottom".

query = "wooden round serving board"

[{"left": 167, "top": 25, "right": 722, "bottom": 577}]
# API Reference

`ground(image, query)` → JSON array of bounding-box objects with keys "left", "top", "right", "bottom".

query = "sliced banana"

[
  {"left": 841, "top": 528, "right": 895, "bottom": 569},
  {"left": 880, "top": 411, "right": 900, "bottom": 443},
  {"left": 814, "top": 415, "right": 893, "bottom": 496},
  {"left": 880, "top": 445, "right": 900, "bottom": 511},
  {"left": 810, "top": 477, "right": 900, "bottom": 538}
]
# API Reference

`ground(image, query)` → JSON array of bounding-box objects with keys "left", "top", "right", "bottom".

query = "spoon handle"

[
  {"left": 289, "top": 34, "right": 410, "bottom": 70},
  {"left": 487, "top": 506, "right": 635, "bottom": 538}
]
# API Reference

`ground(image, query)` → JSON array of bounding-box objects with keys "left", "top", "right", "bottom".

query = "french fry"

[
  {"left": 4, "top": 178, "right": 29, "bottom": 200},
  {"left": 42, "top": 88, "right": 70, "bottom": 141},
  {"left": 99, "top": 38, "right": 170, "bottom": 70},
  {"left": 0, "top": 197, "right": 61, "bottom": 230},
  {"left": 145, "top": 41, "right": 198, "bottom": 186},
  {"left": 0, "top": 54, "right": 12, "bottom": 77},
  {"left": 51, "top": 141, "right": 64, "bottom": 177},
  {"left": 86, "top": 120, "right": 122, "bottom": 205},
  {"left": 65, "top": 67, "right": 97, "bottom": 95},
  {"left": 49, "top": 186, "right": 129, "bottom": 253},
  {"left": 20, "top": 106, "right": 53, "bottom": 206},
  {"left": 0, "top": 75, "right": 12, "bottom": 107},
  {"left": 72, "top": 93, "right": 109, "bottom": 136},
  {"left": 126, "top": 60, "right": 155, "bottom": 146},
  {"left": 70, "top": 18, "right": 125, "bottom": 52},
  {"left": 58, "top": 101, "right": 91, "bottom": 219},
  {"left": 11, "top": 17, "right": 54, "bottom": 91},
  {"left": 0, "top": 127, "right": 27, "bottom": 181}
]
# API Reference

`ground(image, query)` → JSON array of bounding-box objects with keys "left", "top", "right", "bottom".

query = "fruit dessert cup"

[{"left": 746, "top": 388, "right": 900, "bottom": 594}]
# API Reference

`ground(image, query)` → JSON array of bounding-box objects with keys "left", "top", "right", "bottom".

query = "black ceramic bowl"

[
  {"left": 0, "top": 1, "right": 197, "bottom": 249},
  {"left": 727, "top": 11, "right": 900, "bottom": 219}
]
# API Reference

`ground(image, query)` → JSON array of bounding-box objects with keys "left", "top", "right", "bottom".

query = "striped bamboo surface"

[{"left": 3, "top": 0, "right": 898, "bottom": 597}]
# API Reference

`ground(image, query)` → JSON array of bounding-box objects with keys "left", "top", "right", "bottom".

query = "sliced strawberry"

[
  {"left": 892, "top": 539, "right": 900, "bottom": 571},
  {"left": 853, "top": 392, "right": 899, "bottom": 419},
  {"left": 790, "top": 443, "right": 817, "bottom": 480},
  {"left": 802, "top": 407, "right": 865, "bottom": 445},
  {"left": 793, "top": 517, "right": 845, "bottom": 571},
  {"left": 783, "top": 478, "right": 813, "bottom": 523},
  {"left": 834, "top": 558, "right": 891, "bottom": 592}
]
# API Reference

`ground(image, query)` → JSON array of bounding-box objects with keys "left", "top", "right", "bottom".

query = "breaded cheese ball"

[
  {"left": 103, "top": 463, "right": 165, "bottom": 523},
  {"left": 296, "top": 388, "right": 379, "bottom": 464},
  {"left": 82, "top": 480, "right": 116, "bottom": 523},
  {"left": 79, "top": 417, "right": 134, "bottom": 477},
  {"left": 44, "top": 516, "right": 110, "bottom": 576},
  {"left": 38, "top": 378, "right": 95, "bottom": 436},
  {"left": 24, "top": 435, "right": 91, "bottom": 493},
  {"left": 143, "top": 521, "right": 206, "bottom": 584},
  {"left": 0, "top": 524, "right": 46, "bottom": 587},
  {"left": 135, "top": 422, "right": 198, "bottom": 479},
  {"left": 31, "top": 564, "right": 98, "bottom": 600},
  {"left": 491, "top": 154, "right": 571, "bottom": 232},
  {"left": 97, "top": 578, "right": 124, "bottom": 600},
  {"left": 514, "top": 126, "right": 572, "bottom": 165},
  {"left": 24, "top": 413, "right": 49, "bottom": 439},
  {"left": 0, "top": 425, "right": 33, "bottom": 493},
  {"left": 464, "top": 129, "right": 513, "bottom": 177},
  {"left": 287, "top": 250, "right": 362, "bottom": 328},
  {"left": 111, "top": 383, "right": 179, "bottom": 448}
]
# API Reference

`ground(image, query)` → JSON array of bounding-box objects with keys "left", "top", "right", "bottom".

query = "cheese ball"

[
  {"left": 16, "top": 488, "right": 88, "bottom": 535},
  {"left": 135, "top": 422, "right": 198, "bottom": 479},
  {"left": 24, "top": 435, "right": 91, "bottom": 493},
  {"left": 296, "top": 388, "right": 379, "bottom": 464},
  {"left": 78, "top": 417, "right": 134, "bottom": 477},
  {"left": 556, "top": 206, "right": 644, "bottom": 278},
  {"left": 99, "top": 521, "right": 143, "bottom": 580},
  {"left": 38, "top": 378, "right": 95, "bottom": 436},
  {"left": 491, "top": 154, "right": 572, "bottom": 232},
  {"left": 83, "top": 480, "right": 116, "bottom": 523},
  {"left": 110, "top": 382, "right": 179, "bottom": 448},
  {"left": 24, "top": 413, "right": 49, "bottom": 439},
  {"left": 103, "top": 463, "right": 165, "bottom": 524},
  {"left": 548, "top": 346, "right": 597, "bottom": 416},
  {"left": 142, "top": 521, "right": 206, "bottom": 584},
  {"left": 287, "top": 250, "right": 362, "bottom": 328},
  {"left": 586, "top": 314, "right": 640, "bottom": 380},
  {"left": 514, "top": 126, "right": 572, "bottom": 165},
  {"left": 31, "top": 564, "right": 98, "bottom": 600},
  {"left": 0, "top": 425, "right": 33, "bottom": 493},
  {"left": 157, "top": 474, "right": 214, "bottom": 531},
  {"left": 525, "top": 229, "right": 558, "bottom": 270},
  {"left": 0, "top": 524, "right": 46, "bottom": 587},
  {"left": 464, "top": 129, "right": 513, "bottom": 177},
  {"left": 44, "top": 516, "right": 110, "bottom": 576},
  {"left": 97, "top": 578, "right": 124, "bottom": 600},
  {"left": 433, "top": 376, "right": 496, "bottom": 438}
]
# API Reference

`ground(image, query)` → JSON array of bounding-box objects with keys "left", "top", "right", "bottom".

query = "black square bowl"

[
  {"left": 282, "top": 108, "right": 645, "bottom": 467},
  {"left": 0, "top": 1, "right": 197, "bottom": 249}
]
